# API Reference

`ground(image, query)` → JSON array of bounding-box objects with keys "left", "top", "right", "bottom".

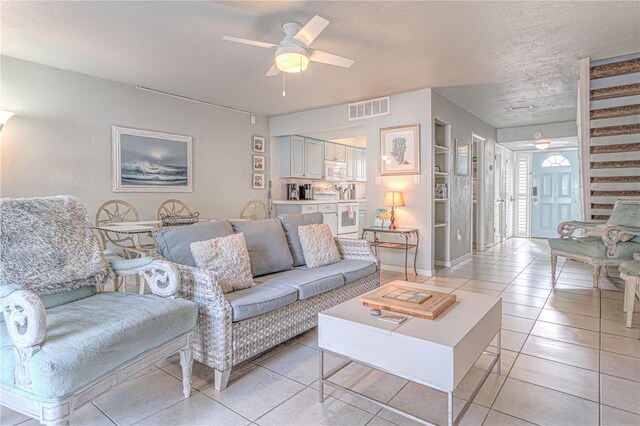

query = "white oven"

[
  {"left": 324, "top": 161, "right": 347, "bottom": 181},
  {"left": 337, "top": 203, "right": 360, "bottom": 236}
]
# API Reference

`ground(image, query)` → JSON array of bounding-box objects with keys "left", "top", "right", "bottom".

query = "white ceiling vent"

[{"left": 348, "top": 96, "right": 390, "bottom": 121}]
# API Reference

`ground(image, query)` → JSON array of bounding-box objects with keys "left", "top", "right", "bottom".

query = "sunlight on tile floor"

[{"left": 2, "top": 238, "right": 639, "bottom": 426}]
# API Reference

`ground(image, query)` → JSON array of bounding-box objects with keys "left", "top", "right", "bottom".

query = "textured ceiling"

[{"left": 2, "top": 1, "right": 639, "bottom": 128}]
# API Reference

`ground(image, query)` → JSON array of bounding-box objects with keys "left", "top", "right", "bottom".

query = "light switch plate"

[
  {"left": 413, "top": 175, "right": 420, "bottom": 184},
  {"left": 375, "top": 176, "right": 381, "bottom": 185}
]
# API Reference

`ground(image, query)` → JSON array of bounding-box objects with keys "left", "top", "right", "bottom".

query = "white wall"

[
  {"left": 0, "top": 56, "right": 269, "bottom": 220},
  {"left": 431, "top": 90, "right": 498, "bottom": 260},
  {"left": 271, "top": 89, "right": 434, "bottom": 275},
  {"left": 497, "top": 121, "right": 577, "bottom": 144}
]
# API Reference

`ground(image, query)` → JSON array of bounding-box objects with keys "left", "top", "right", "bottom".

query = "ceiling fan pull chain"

[{"left": 282, "top": 72, "right": 286, "bottom": 97}]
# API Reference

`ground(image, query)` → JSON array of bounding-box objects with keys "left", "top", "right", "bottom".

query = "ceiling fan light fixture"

[
  {"left": 535, "top": 139, "right": 551, "bottom": 150},
  {"left": 275, "top": 47, "right": 309, "bottom": 73}
]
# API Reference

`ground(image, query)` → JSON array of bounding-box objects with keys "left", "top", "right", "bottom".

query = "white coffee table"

[{"left": 318, "top": 280, "right": 502, "bottom": 426}]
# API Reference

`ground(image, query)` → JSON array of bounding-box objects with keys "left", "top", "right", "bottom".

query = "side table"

[{"left": 361, "top": 227, "right": 419, "bottom": 280}]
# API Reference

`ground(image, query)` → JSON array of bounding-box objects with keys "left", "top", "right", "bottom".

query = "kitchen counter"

[{"left": 272, "top": 199, "right": 366, "bottom": 205}]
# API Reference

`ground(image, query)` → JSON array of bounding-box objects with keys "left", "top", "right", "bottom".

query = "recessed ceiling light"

[{"left": 507, "top": 105, "right": 536, "bottom": 111}]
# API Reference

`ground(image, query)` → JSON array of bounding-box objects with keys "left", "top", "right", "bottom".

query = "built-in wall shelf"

[{"left": 433, "top": 119, "right": 451, "bottom": 266}]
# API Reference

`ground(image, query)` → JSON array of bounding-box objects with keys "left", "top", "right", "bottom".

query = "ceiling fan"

[
  {"left": 531, "top": 131, "right": 551, "bottom": 150},
  {"left": 223, "top": 15, "right": 355, "bottom": 76}
]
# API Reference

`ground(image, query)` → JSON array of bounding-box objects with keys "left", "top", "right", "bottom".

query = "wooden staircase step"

[
  {"left": 591, "top": 214, "right": 610, "bottom": 220},
  {"left": 591, "top": 175, "right": 640, "bottom": 183},
  {"left": 591, "top": 58, "right": 640, "bottom": 79},
  {"left": 591, "top": 160, "right": 640, "bottom": 169},
  {"left": 591, "top": 123, "right": 640, "bottom": 138},
  {"left": 591, "top": 189, "right": 640, "bottom": 197},
  {"left": 591, "top": 104, "right": 640, "bottom": 119},
  {"left": 590, "top": 142, "right": 640, "bottom": 154},
  {"left": 591, "top": 203, "right": 614, "bottom": 210}
]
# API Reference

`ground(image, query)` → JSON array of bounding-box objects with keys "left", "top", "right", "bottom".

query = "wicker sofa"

[{"left": 154, "top": 213, "right": 380, "bottom": 391}]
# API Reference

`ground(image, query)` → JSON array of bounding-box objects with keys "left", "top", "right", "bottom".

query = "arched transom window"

[{"left": 542, "top": 154, "right": 571, "bottom": 167}]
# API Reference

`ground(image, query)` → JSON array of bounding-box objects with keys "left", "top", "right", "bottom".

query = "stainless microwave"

[{"left": 324, "top": 160, "right": 347, "bottom": 181}]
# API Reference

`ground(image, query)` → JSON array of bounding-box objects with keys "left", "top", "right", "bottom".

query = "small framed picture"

[
  {"left": 252, "top": 173, "right": 265, "bottom": 189},
  {"left": 253, "top": 155, "right": 266, "bottom": 171},
  {"left": 253, "top": 136, "right": 265, "bottom": 153}
]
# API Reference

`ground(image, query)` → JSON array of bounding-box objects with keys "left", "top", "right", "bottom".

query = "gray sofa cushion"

[
  {"left": 225, "top": 282, "right": 298, "bottom": 322},
  {"left": 154, "top": 220, "right": 234, "bottom": 266},
  {"left": 295, "top": 260, "right": 377, "bottom": 283},
  {"left": 256, "top": 268, "right": 345, "bottom": 300},
  {"left": 278, "top": 213, "right": 324, "bottom": 266},
  {"left": 231, "top": 219, "right": 294, "bottom": 277}
]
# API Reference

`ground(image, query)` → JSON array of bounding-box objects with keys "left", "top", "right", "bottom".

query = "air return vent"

[{"left": 348, "top": 96, "right": 390, "bottom": 121}]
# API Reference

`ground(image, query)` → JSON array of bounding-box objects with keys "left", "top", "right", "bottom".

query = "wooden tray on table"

[{"left": 360, "top": 283, "right": 456, "bottom": 320}]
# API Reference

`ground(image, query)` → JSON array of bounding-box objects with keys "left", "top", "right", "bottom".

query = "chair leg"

[
  {"left": 550, "top": 252, "right": 557, "bottom": 283},
  {"left": 179, "top": 346, "right": 193, "bottom": 398},
  {"left": 214, "top": 368, "right": 232, "bottom": 391},
  {"left": 624, "top": 279, "right": 634, "bottom": 328},
  {"left": 592, "top": 264, "right": 601, "bottom": 289}
]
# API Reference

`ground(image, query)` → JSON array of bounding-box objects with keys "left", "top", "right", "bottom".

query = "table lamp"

[{"left": 384, "top": 191, "right": 405, "bottom": 230}]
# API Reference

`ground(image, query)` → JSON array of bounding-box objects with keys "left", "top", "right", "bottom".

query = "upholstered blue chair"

[
  {"left": 0, "top": 196, "right": 198, "bottom": 425},
  {"left": 549, "top": 200, "right": 640, "bottom": 288},
  {"left": 620, "top": 254, "right": 640, "bottom": 329}
]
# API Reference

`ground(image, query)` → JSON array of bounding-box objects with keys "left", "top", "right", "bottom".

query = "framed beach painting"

[
  {"left": 380, "top": 124, "right": 420, "bottom": 175},
  {"left": 112, "top": 126, "right": 192, "bottom": 192}
]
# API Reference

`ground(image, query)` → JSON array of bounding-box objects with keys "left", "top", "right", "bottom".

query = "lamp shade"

[
  {"left": 384, "top": 191, "right": 405, "bottom": 207},
  {"left": 0, "top": 110, "right": 15, "bottom": 125}
]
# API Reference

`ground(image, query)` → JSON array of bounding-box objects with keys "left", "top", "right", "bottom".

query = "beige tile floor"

[{"left": 2, "top": 238, "right": 639, "bottom": 426}]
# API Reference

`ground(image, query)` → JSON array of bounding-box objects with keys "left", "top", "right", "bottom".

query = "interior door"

[
  {"left": 494, "top": 149, "right": 505, "bottom": 244},
  {"left": 531, "top": 150, "right": 580, "bottom": 238}
]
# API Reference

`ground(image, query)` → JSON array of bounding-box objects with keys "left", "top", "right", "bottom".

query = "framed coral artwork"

[{"left": 380, "top": 124, "right": 420, "bottom": 175}]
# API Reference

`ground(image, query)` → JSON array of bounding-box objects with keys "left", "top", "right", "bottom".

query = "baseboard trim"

[
  {"left": 380, "top": 264, "right": 433, "bottom": 277},
  {"left": 434, "top": 253, "right": 472, "bottom": 268}
]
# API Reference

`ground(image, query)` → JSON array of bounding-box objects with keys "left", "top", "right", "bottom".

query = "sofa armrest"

[
  {"left": 1, "top": 289, "right": 47, "bottom": 389},
  {"left": 557, "top": 220, "right": 606, "bottom": 237},
  {"left": 172, "top": 262, "right": 234, "bottom": 372},
  {"left": 601, "top": 225, "right": 640, "bottom": 258},
  {"left": 115, "top": 259, "right": 181, "bottom": 298},
  {"left": 334, "top": 237, "right": 379, "bottom": 265}
]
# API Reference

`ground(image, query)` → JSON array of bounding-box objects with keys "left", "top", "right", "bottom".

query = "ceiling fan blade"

[
  {"left": 294, "top": 15, "right": 329, "bottom": 46},
  {"left": 309, "top": 50, "right": 354, "bottom": 68},
  {"left": 266, "top": 63, "right": 280, "bottom": 76},
  {"left": 222, "top": 36, "right": 277, "bottom": 49}
]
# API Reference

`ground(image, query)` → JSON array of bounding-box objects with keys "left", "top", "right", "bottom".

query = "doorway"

[{"left": 530, "top": 150, "right": 580, "bottom": 238}]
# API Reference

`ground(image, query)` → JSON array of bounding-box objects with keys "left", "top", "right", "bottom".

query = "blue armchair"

[
  {"left": 549, "top": 200, "right": 640, "bottom": 288},
  {"left": 0, "top": 196, "right": 198, "bottom": 425}
]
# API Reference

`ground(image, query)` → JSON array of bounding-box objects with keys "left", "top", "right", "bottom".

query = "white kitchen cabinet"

[
  {"left": 323, "top": 213, "right": 338, "bottom": 235},
  {"left": 325, "top": 142, "right": 347, "bottom": 163},
  {"left": 278, "top": 136, "right": 324, "bottom": 179},
  {"left": 358, "top": 211, "right": 366, "bottom": 237},
  {"left": 304, "top": 138, "right": 324, "bottom": 179},
  {"left": 355, "top": 148, "right": 366, "bottom": 181},
  {"left": 346, "top": 146, "right": 356, "bottom": 180}
]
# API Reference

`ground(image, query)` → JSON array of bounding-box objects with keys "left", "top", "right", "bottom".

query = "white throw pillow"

[
  {"left": 190, "top": 233, "right": 254, "bottom": 293},
  {"left": 298, "top": 224, "right": 341, "bottom": 268}
]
